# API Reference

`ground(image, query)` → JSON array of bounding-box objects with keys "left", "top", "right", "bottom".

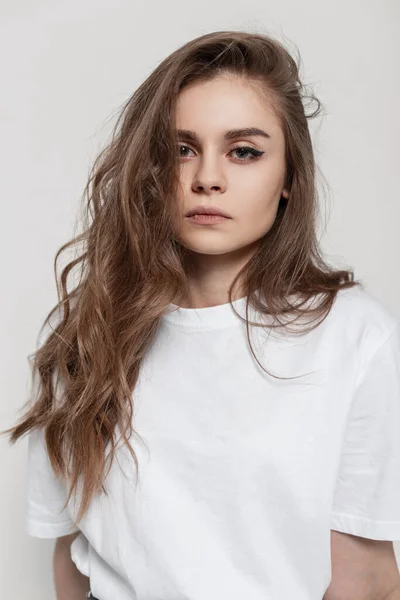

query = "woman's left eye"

[{"left": 230, "top": 146, "right": 265, "bottom": 161}]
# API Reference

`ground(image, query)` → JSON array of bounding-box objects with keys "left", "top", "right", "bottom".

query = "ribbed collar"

[{"left": 162, "top": 294, "right": 251, "bottom": 329}]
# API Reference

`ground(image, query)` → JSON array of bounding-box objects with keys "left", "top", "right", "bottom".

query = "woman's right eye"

[{"left": 178, "top": 144, "right": 195, "bottom": 158}]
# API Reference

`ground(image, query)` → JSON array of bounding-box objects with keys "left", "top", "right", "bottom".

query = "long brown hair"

[{"left": 2, "top": 30, "right": 362, "bottom": 526}]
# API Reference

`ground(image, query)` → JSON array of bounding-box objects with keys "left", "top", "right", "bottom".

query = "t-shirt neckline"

[{"left": 163, "top": 294, "right": 250, "bottom": 329}]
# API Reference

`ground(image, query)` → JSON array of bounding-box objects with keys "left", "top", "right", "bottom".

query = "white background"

[{"left": 1, "top": 0, "right": 399, "bottom": 597}]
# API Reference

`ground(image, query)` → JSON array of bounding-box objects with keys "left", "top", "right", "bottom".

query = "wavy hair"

[{"left": 2, "top": 30, "right": 362, "bottom": 526}]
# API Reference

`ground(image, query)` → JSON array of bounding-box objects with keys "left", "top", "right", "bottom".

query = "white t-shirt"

[{"left": 25, "top": 284, "right": 400, "bottom": 600}]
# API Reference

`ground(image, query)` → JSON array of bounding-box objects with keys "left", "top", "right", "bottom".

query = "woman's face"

[{"left": 174, "top": 74, "right": 289, "bottom": 261}]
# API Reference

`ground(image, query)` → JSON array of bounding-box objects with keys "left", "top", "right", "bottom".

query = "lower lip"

[{"left": 186, "top": 214, "right": 231, "bottom": 224}]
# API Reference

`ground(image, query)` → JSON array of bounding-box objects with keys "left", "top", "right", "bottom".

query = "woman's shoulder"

[{"left": 330, "top": 283, "right": 400, "bottom": 353}]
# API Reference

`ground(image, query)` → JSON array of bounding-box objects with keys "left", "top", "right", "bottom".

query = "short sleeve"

[
  {"left": 26, "top": 426, "right": 79, "bottom": 538},
  {"left": 330, "top": 322, "right": 400, "bottom": 541}
]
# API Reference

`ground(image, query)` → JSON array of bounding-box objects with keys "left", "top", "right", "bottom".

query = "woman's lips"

[{"left": 186, "top": 214, "right": 231, "bottom": 224}]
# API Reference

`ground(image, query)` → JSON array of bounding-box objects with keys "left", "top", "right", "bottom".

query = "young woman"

[{"left": 3, "top": 30, "right": 400, "bottom": 600}]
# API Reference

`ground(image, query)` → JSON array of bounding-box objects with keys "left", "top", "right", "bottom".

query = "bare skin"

[
  {"left": 53, "top": 532, "right": 90, "bottom": 600},
  {"left": 174, "top": 73, "right": 289, "bottom": 309}
]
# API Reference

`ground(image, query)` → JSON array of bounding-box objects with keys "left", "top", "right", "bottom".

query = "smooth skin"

[
  {"left": 325, "top": 530, "right": 400, "bottom": 600},
  {"left": 174, "top": 73, "right": 289, "bottom": 309},
  {"left": 53, "top": 532, "right": 90, "bottom": 599}
]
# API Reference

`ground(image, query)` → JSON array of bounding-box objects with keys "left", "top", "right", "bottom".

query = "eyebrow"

[{"left": 176, "top": 128, "right": 271, "bottom": 142}]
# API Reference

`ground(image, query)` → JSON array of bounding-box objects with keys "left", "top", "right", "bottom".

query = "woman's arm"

[{"left": 53, "top": 532, "right": 90, "bottom": 600}]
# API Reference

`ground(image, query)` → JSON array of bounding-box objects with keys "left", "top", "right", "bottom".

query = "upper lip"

[{"left": 185, "top": 205, "right": 232, "bottom": 218}]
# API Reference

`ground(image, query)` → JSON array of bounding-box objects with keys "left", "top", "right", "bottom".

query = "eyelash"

[{"left": 178, "top": 144, "right": 265, "bottom": 162}]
